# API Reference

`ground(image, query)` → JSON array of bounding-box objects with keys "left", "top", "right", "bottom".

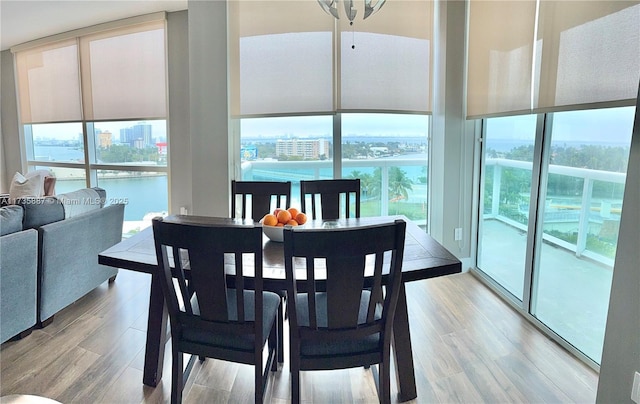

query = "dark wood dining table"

[{"left": 98, "top": 215, "right": 461, "bottom": 402}]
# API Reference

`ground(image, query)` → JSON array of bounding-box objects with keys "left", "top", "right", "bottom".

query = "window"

[
  {"left": 231, "top": 2, "right": 433, "bottom": 225},
  {"left": 13, "top": 14, "right": 168, "bottom": 234},
  {"left": 476, "top": 107, "right": 635, "bottom": 364},
  {"left": 341, "top": 113, "right": 429, "bottom": 227}
]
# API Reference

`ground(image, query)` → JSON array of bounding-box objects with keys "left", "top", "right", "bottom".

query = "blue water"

[{"left": 56, "top": 176, "right": 168, "bottom": 222}]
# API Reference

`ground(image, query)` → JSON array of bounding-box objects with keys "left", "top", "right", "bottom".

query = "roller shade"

[
  {"left": 13, "top": 15, "right": 167, "bottom": 124},
  {"left": 80, "top": 20, "right": 167, "bottom": 120},
  {"left": 535, "top": 1, "right": 640, "bottom": 112},
  {"left": 229, "top": 0, "right": 433, "bottom": 117},
  {"left": 339, "top": 0, "right": 433, "bottom": 112},
  {"left": 466, "top": 0, "right": 536, "bottom": 118},
  {"left": 466, "top": 0, "right": 640, "bottom": 118},
  {"left": 229, "top": 0, "right": 335, "bottom": 116},
  {"left": 15, "top": 39, "right": 82, "bottom": 123}
]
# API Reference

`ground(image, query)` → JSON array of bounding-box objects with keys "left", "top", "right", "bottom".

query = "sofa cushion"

[
  {"left": 0, "top": 205, "right": 24, "bottom": 236},
  {"left": 18, "top": 197, "right": 65, "bottom": 229},
  {"left": 56, "top": 188, "right": 103, "bottom": 218}
]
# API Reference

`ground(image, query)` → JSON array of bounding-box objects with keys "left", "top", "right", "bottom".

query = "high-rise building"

[{"left": 120, "top": 123, "right": 153, "bottom": 147}]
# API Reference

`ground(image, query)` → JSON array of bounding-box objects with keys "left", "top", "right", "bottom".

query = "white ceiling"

[{"left": 0, "top": 0, "right": 188, "bottom": 51}]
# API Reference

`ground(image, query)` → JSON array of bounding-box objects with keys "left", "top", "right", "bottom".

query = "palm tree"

[
  {"left": 388, "top": 167, "right": 413, "bottom": 202},
  {"left": 347, "top": 170, "right": 377, "bottom": 199}
]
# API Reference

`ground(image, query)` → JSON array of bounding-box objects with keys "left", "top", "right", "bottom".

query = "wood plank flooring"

[{"left": 0, "top": 270, "right": 599, "bottom": 403}]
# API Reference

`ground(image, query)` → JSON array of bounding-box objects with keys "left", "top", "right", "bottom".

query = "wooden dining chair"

[
  {"left": 231, "top": 180, "right": 291, "bottom": 220},
  {"left": 299, "top": 179, "right": 360, "bottom": 220},
  {"left": 230, "top": 180, "right": 291, "bottom": 363},
  {"left": 282, "top": 219, "right": 406, "bottom": 404},
  {"left": 152, "top": 216, "right": 280, "bottom": 404}
]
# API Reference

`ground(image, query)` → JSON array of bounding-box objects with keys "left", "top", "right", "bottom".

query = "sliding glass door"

[
  {"left": 477, "top": 106, "right": 635, "bottom": 364},
  {"left": 477, "top": 115, "right": 537, "bottom": 301},
  {"left": 531, "top": 107, "right": 634, "bottom": 363}
]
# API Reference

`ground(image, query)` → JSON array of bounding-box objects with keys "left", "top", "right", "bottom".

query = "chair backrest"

[
  {"left": 231, "top": 180, "right": 291, "bottom": 220},
  {"left": 283, "top": 219, "right": 406, "bottom": 347},
  {"left": 152, "top": 216, "right": 265, "bottom": 343},
  {"left": 299, "top": 179, "right": 360, "bottom": 220}
]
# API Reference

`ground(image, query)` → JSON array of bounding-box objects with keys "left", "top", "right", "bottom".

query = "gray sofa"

[
  {"left": 0, "top": 188, "right": 125, "bottom": 343},
  {"left": 0, "top": 206, "right": 38, "bottom": 343}
]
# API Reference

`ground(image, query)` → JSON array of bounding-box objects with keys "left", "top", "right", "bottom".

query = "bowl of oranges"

[{"left": 260, "top": 207, "right": 307, "bottom": 242}]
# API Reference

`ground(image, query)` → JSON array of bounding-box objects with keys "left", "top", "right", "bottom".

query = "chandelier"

[{"left": 317, "top": 0, "right": 387, "bottom": 22}]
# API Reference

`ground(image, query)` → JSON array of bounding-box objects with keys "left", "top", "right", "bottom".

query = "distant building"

[
  {"left": 97, "top": 131, "right": 112, "bottom": 148},
  {"left": 276, "top": 139, "right": 330, "bottom": 159},
  {"left": 120, "top": 123, "right": 153, "bottom": 147}
]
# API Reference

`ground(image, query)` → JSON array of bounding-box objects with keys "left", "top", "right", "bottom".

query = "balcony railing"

[{"left": 485, "top": 158, "right": 626, "bottom": 267}]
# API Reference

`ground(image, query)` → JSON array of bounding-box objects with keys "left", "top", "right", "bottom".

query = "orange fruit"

[
  {"left": 273, "top": 208, "right": 284, "bottom": 216},
  {"left": 276, "top": 222, "right": 284, "bottom": 227},
  {"left": 277, "top": 209, "right": 292, "bottom": 224},
  {"left": 287, "top": 207, "right": 299, "bottom": 219},
  {"left": 286, "top": 219, "right": 299, "bottom": 226},
  {"left": 295, "top": 212, "right": 307, "bottom": 225},
  {"left": 262, "top": 214, "right": 278, "bottom": 226}
]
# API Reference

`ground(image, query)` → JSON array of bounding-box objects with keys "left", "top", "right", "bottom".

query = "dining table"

[{"left": 98, "top": 215, "right": 461, "bottom": 402}]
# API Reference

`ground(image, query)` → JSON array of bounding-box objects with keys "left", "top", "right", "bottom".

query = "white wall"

[
  {"left": 596, "top": 83, "right": 640, "bottom": 403},
  {"left": 187, "top": 0, "right": 230, "bottom": 216},
  {"left": 166, "top": 10, "right": 191, "bottom": 214},
  {"left": 430, "top": 0, "right": 476, "bottom": 264},
  {"left": 0, "top": 49, "right": 22, "bottom": 192}
]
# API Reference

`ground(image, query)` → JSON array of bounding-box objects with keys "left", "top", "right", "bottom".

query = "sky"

[
  {"left": 487, "top": 106, "right": 635, "bottom": 143},
  {"left": 29, "top": 106, "right": 635, "bottom": 144}
]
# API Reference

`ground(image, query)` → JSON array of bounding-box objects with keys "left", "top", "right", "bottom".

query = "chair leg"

[
  {"left": 172, "top": 348, "right": 184, "bottom": 404},
  {"left": 277, "top": 297, "right": 284, "bottom": 363},
  {"left": 379, "top": 355, "right": 391, "bottom": 404},
  {"left": 270, "top": 313, "right": 278, "bottom": 372},
  {"left": 290, "top": 342, "right": 301, "bottom": 404},
  {"left": 255, "top": 353, "right": 263, "bottom": 403}
]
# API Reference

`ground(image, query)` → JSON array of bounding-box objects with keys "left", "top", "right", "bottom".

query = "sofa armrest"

[
  {"left": 1, "top": 229, "right": 38, "bottom": 343},
  {"left": 37, "top": 204, "right": 125, "bottom": 322}
]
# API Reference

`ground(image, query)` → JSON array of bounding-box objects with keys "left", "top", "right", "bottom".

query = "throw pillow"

[
  {"left": 25, "top": 170, "right": 56, "bottom": 196},
  {"left": 8, "top": 172, "right": 43, "bottom": 203}
]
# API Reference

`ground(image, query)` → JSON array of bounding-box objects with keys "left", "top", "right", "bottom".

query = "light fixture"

[{"left": 317, "top": 0, "right": 387, "bottom": 22}]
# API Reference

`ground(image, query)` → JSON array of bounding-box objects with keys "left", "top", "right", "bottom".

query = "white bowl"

[{"left": 262, "top": 225, "right": 285, "bottom": 242}]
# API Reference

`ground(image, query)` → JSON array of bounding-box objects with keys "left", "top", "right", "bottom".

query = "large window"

[
  {"left": 238, "top": 113, "right": 429, "bottom": 223},
  {"left": 477, "top": 107, "right": 634, "bottom": 364},
  {"left": 231, "top": 2, "right": 433, "bottom": 225},
  {"left": 14, "top": 14, "right": 168, "bottom": 234}
]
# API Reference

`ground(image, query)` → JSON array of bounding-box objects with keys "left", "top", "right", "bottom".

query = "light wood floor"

[{"left": 0, "top": 269, "right": 598, "bottom": 403}]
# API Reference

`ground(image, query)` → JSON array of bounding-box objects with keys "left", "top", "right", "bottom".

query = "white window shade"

[
  {"left": 15, "top": 39, "right": 82, "bottom": 123},
  {"left": 535, "top": 1, "right": 640, "bottom": 112},
  {"left": 338, "top": 0, "right": 433, "bottom": 112},
  {"left": 229, "top": 0, "right": 433, "bottom": 117},
  {"left": 80, "top": 21, "right": 167, "bottom": 121},
  {"left": 466, "top": 0, "right": 536, "bottom": 118},
  {"left": 467, "top": 0, "right": 640, "bottom": 119},
  {"left": 339, "top": 1, "right": 433, "bottom": 113},
  {"left": 229, "top": 1, "right": 335, "bottom": 117}
]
